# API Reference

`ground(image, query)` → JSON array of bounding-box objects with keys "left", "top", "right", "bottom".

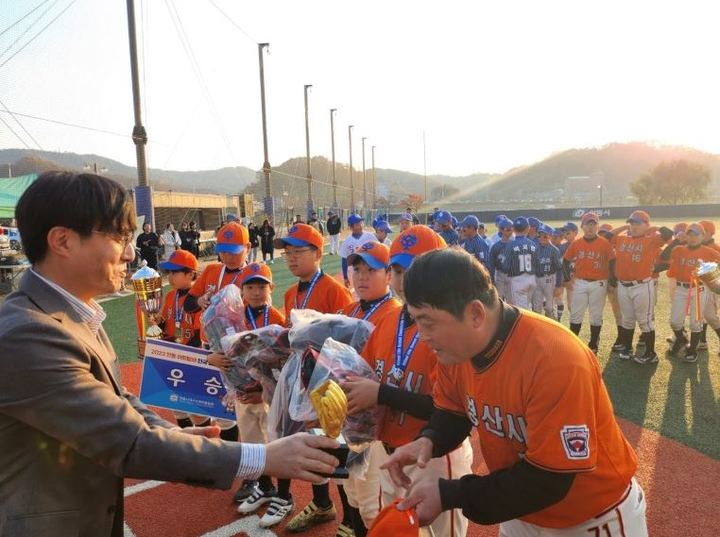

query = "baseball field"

[{"left": 105, "top": 219, "right": 719, "bottom": 537}]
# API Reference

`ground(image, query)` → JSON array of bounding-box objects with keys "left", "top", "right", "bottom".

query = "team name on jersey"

[
  {"left": 376, "top": 358, "right": 425, "bottom": 426},
  {"left": 576, "top": 249, "right": 602, "bottom": 260},
  {"left": 512, "top": 243, "right": 536, "bottom": 253},
  {"left": 678, "top": 256, "right": 700, "bottom": 267},
  {"left": 617, "top": 242, "right": 644, "bottom": 253},
  {"left": 467, "top": 396, "right": 528, "bottom": 445}
]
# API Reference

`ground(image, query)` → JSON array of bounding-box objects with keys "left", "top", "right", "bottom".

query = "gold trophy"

[
  {"left": 131, "top": 264, "right": 164, "bottom": 358},
  {"left": 696, "top": 261, "right": 720, "bottom": 295},
  {"left": 309, "top": 379, "right": 350, "bottom": 478}
]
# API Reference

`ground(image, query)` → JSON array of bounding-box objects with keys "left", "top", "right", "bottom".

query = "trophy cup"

[
  {"left": 131, "top": 264, "right": 164, "bottom": 358},
  {"left": 696, "top": 261, "right": 720, "bottom": 295},
  {"left": 309, "top": 379, "right": 350, "bottom": 478}
]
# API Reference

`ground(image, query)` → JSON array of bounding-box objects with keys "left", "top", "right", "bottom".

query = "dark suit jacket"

[{"left": 0, "top": 271, "right": 244, "bottom": 537}]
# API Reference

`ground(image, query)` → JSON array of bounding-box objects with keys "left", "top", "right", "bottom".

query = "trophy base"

[{"left": 310, "top": 428, "right": 350, "bottom": 479}]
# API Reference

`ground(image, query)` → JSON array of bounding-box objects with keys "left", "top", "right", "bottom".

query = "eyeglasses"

[
  {"left": 284, "top": 247, "right": 314, "bottom": 258},
  {"left": 92, "top": 230, "right": 135, "bottom": 249}
]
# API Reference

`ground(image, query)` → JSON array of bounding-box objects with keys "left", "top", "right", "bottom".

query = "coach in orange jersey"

[{"left": 383, "top": 248, "right": 647, "bottom": 537}]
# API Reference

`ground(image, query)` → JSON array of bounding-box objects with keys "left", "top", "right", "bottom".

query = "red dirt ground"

[{"left": 121, "top": 361, "right": 717, "bottom": 537}]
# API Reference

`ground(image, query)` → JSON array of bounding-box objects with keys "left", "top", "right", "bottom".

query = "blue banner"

[{"left": 139, "top": 339, "right": 236, "bottom": 420}]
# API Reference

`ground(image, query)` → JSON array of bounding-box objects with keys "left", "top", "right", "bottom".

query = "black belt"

[
  {"left": 677, "top": 282, "right": 703, "bottom": 289},
  {"left": 578, "top": 278, "right": 601, "bottom": 282},
  {"left": 620, "top": 278, "right": 651, "bottom": 287},
  {"left": 382, "top": 442, "right": 396, "bottom": 455}
]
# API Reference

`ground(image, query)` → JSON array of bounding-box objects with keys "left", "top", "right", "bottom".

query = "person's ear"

[
  {"left": 46, "top": 226, "right": 77, "bottom": 260},
  {"left": 467, "top": 300, "right": 487, "bottom": 328},
  {"left": 314, "top": 248, "right": 322, "bottom": 261}
]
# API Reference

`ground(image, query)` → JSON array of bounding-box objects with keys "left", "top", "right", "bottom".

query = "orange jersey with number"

[
  {"left": 433, "top": 304, "right": 637, "bottom": 528},
  {"left": 563, "top": 236, "right": 615, "bottom": 280},
  {"left": 340, "top": 295, "right": 402, "bottom": 325},
  {"left": 189, "top": 263, "right": 245, "bottom": 297},
  {"left": 361, "top": 306, "right": 438, "bottom": 448},
  {"left": 284, "top": 272, "right": 353, "bottom": 324},
  {"left": 243, "top": 305, "right": 286, "bottom": 330},
  {"left": 612, "top": 233, "right": 668, "bottom": 281},
  {"left": 160, "top": 289, "right": 202, "bottom": 345},
  {"left": 668, "top": 245, "right": 720, "bottom": 283}
]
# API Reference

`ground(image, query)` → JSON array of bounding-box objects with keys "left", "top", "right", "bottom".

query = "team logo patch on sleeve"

[{"left": 560, "top": 425, "right": 590, "bottom": 459}]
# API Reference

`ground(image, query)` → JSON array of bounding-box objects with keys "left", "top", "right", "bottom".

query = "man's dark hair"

[
  {"left": 16, "top": 171, "right": 135, "bottom": 264},
  {"left": 404, "top": 248, "right": 498, "bottom": 319}
]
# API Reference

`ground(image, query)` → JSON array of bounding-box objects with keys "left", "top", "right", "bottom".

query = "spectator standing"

[
  {"left": 326, "top": 211, "right": 341, "bottom": 255},
  {"left": 248, "top": 222, "right": 260, "bottom": 263},
  {"left": 188, "top": 221, "right": 201, "bottom": 258},
  {"left": 179, "top": 222, "right": 195, "bottom": 253},
  {"left": 259, "top": 219, "right": 276, "bottom": 264},
  {"left": 160, "top": 223, "right": 181, "bottom": 260},
  {"left": 307, "top": 212, "right": 324, "bottom": 236},
  {"left": 136, "top": 222, "right": 160, "bottom": 269}
]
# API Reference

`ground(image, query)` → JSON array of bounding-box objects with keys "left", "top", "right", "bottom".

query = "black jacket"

[{"left": 326, "top": 216, "right": 341, "bottom": 235}]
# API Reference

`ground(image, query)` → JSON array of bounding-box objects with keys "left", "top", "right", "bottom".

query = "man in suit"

[{"left": 0, "top": 171, "right": 339, "bottom": 537}]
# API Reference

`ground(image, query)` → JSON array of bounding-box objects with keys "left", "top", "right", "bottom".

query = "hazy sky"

[{"left": 1, "top": 0, "right": 720, "bottom": 177}]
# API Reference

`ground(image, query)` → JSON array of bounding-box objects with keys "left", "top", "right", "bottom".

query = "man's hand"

[
  {"left": 380, "top": 436, "right": 433, "bottom": 489},
  {"left": 198, "top": 292, "right": 212, "bottom": 309},
  {"left": 264, "top": 433, "right": 340, "bottom": 483},
  {"left": 207, "top": 352, "right": 232, "bottom": 372},
  {"left": 180, "top": 425, "right": 221, "bottom": 438},
  {"left": 342, "top": 376, "right": 380, "bottom": 414},
  {"left": 397, "top": 479, "right": 443, "bottom": 527}
]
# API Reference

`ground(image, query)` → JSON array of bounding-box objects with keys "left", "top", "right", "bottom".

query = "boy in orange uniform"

[
  {"left": 344, "top": 226, "right": 473, "bottom": 537},
  {"left": 383, "top": 248, "right": 646, "bottom": 537},
  {"left": 183, "top": 221, "right": 250, "bottom": 496},
  {"left": 663, "top": 223, "right": 720, "bottom": 363},
  {"left": 264, "top": 223, "right": 353, "bottom": 531},
  {"left": 234, "top": 262, "right": 287, "bottom": 515},
  {"left": 156, "top": 249, "right": 203, "bottom": 428},
  {"left": 340, "top": 242, "right": 401, "bottom": 535},
  {"left": 607, "top": 210, "right": 672, "bottom": 363},
  {"left": 562, "top": 212, "right": 616, "bottom": 353},
  {"left": 698, "top": 220, "right": 720, "bottom": 352}
]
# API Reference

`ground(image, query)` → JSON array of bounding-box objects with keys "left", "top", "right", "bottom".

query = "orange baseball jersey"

[
  {"left": 159, "top": 289, "right": 202, "bottom": 345},
  {"left": 612, "top": 232, "right": 668, "bottom": 281},
  {"left": 361, "top": 306, "right": 438, "bottom": 448},
  {"left": 433, "top": 305, "right": 637, "bottom": 529},
  {"left": 189, "top": 262, "right": 245, "bottom": 297},
  {"left": 703, "top": 240, "right": 720, "bottom": 254},
  {"left": 340, "top": 294, "right": 401, "bottom": 325},
  {"left": 283, "top": 271, "right": 354, "bottom": 323},
  {"left": 243, "top": 304, "right": 286, "bottom": 330},
  {"left": 563, "top": 236, "right": 615, "bottom": 280},
  {"left": 668, "top": 245, "right": 720, "bottom": 283}
]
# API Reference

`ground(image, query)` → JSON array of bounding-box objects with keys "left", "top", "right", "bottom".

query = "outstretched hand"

[
  {"left": 264, "top": 433, "right": 340, "bottom": 483},
  {"left": 380, "top": 437, "right": 433, "bottom": 489}
]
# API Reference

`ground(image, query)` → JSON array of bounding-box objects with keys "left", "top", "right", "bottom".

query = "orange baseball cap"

[
  {"left": 390, "top": 225, "right": 447, "bottom": 270},
  {"left": 273, "top": 223, "right": 324, "bottom": 250},
  {"left": 599, "top": 223, "right": 613, "bottom": 232},
  {"left": 673, "top": 222, "right": 688, "bottom": 234},
  {"left": 348, "top": 241, "right": 390, "bottom": 269},
  {"left": 158, "top": 249, "right": 199, "bottom": 271},
  {"left": 216, "top": 222, "right": 249, "bottom": 254},
  {"left": 580, "top": 212, "right": 599, "bottom": 225},
  {"left": 240, "top": 262, "right": 273, "bottom": 285},
  {"left": 367, "top": 499, "right": 419, "bottom": 537},
  {"left": 686, "top": 222, "right": 705, "bottom": 236},
  {"left": 699, "top": 220, "right": 715, "bottom": 237},
  {"left": 627, "top": 210, "right": 650, "bottom": 224}
]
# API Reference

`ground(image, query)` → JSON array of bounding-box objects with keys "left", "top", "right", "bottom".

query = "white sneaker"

[
  {"left": 270, "top": 260, "right": 274, "bottom": 265},
  {"left": 259, "top": 497, "right": 293, "bottom": 528},
  {"left": 238, "top": 485, "right": 276, "bottom": 515}
]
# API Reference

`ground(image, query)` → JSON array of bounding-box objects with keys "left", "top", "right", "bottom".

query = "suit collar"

[{"left": 19, "top": 270, "right": 122, "bottom": 391}]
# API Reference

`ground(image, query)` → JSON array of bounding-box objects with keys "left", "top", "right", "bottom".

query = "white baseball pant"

[
  {"left": 235, "top": 402, "right": 268, "bottom": 444},
  {"left": 569, "top": 279, "right": 608, "bottom": 326},
  {"left": 499, "top": 478, "right": 647, "bottom": 537},
  {"left": 617, "top": 280, "right": 655, "bottom": 332},
  {"left": 669, "top": 284, "right": 718, "bottom": 332},
  {"left": 495, "top": 272, "right": 511, "bottom": 301},
  {"left": 343, "top": 441, "right": 385, "bottom": 528},
  {"left": 532, "top": 275, "right": 556, "bottom": 317},
  {"left": 378, "top": 439, "right": 474, "bottom": 537},
  {"left": 703, "top": 291, "right": 719, "bottom": 329},
  {"left": 509, "top": 273, "right": 536, "bottom": 310},
  {"left": 329, "top": 234, "right": 340, "bottom": 255}
]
